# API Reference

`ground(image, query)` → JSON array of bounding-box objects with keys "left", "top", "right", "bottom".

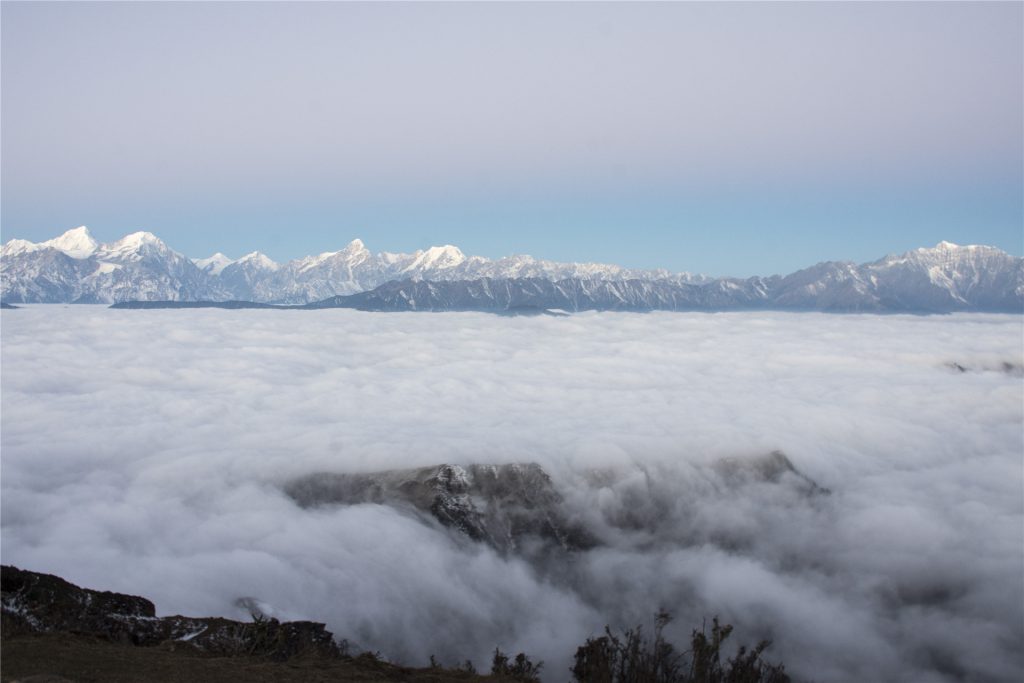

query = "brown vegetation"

[{"left": 571, "top": 611, "right": 790, "bottom": 683}]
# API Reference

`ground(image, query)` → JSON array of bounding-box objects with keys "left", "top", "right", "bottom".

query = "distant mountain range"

[
  {"left": 1, "top": 227, "right": 699, "bottom": 305},
  {"left": 3, "top": 227, "right": 1022, "bottom": 312}
]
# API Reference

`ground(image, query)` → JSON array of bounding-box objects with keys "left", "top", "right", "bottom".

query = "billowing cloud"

[{"left": 1, "top": 307, "right": 1021, "bottom": 681}]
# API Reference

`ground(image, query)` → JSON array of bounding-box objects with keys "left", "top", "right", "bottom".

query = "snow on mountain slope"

[
  {"left": 2, "top": 228, "right": 221, "bottom": 303},
  {"left": 0, "top": 248, "right": 96, "bottom": 303},
  {"left": 41, "top": 226, "right": 99, "bottom": 259},
  {"left": 864, "top": 241, "right": 1024, "bottom": 311},
  {"left": 217, "top": 252, "right": 282, "bottom": 300},
  {"left": 193, "top": 253, "right": 234, "bottom": 275},
  {"left": 1, "top": 229, "right": 711, "bottom": 303},
  {"left": 400, "top": 245, "right": 467, "bottom": 273},
  {"left": 0, "top": 239, "right": 44, "bottom": 258},
  {"left": 309, "top": 276, "right": 772, "bottom": 313},
  {"left": 235, "top": 251, "right": 279, "bottom": 272},
  {"left": 1, "top": 226, "right": 99, "bottom": 259},
  {"left": 266, "top": 239, "right": 379, "bottom": 302},
  {"left": 1, "top": 230, "right": 1020, "bottom": 310},
  {"left": 312, "top": 242, "right": 1023, "bottom": 313},
  {"left": 95, "top": 231, "right": 172, "bottom": 262},
  {"left": 772, "top": 261, "right": 877, "bottom": 311}
]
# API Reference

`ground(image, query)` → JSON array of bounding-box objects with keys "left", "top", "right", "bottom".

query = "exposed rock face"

[
  {"left": 712, "top": 451, "right": 831, "bottom": 496},
  {"left": 1, "top": 565, "right": 340, "bottom": 661},
  {"left": 946, "top": 360, "right": 1024, "bottom": 377},
  {"left": 110, "top": 300, "right": 283, "bottom": 309},
  {"left": 285, "top": 463, "right": 597, "bottom": 554},
  {"left": 1, "top": 565, "right": 155, "bottom": 637},
  {"left": 284, "top": 457, "right": 830, "bottom": 560},
  {"left": 305, "top": 277, "right": 748, "bottom": 312}
]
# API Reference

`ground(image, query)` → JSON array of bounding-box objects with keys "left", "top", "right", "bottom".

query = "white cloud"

[{"left": 1, "top": 306, "right": 1021, "bottom": 681}]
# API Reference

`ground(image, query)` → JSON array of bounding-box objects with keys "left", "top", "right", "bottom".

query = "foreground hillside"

[
  {"left": 2, "top": 634, "right": 491, "bottom": 683},
  {"left": 0, "top": 566, "right": 507, "bottom": 683},
  {"left": 1, "top": 566, "right": 791, "bottom": 683}
]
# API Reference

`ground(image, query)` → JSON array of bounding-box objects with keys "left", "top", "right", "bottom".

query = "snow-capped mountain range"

[
  {"left": 310, "top": 245, "right": 1023, "bottom": 312},
  {"left": 2, "top": 227, "right": 1022, "bottom": 312},
  {"left": 2, "top": 228, "right": 211, "bottom": 304},
  {"left": 0, "top": 227, "right": 699, "bottom": 304}
]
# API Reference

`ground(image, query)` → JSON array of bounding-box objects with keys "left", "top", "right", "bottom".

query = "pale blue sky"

[{"left": 2, "top": 1, "right": 1021, "bottom": 276}]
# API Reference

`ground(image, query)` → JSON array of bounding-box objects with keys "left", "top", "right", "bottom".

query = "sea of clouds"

[{"left": 1, "top": 306, "right": 1021, "bottom": 682}]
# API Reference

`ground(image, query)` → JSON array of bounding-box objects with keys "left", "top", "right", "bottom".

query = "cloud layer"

[{"left": 2, "top": 307, "right": 1021, "bottom": 681}]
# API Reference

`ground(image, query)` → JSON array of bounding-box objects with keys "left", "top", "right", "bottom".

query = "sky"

[
  {"left": 1, "top": 1, "right": 1021, "bottom": 276},
  {"left": 2, "top": 307, "right": 1022, "bottom": 681}
]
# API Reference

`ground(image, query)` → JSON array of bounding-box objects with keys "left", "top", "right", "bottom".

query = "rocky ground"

[
  {"left": 0, "top": 566, "right": 513, "bottom": 683},
  {"left": 2, "top": 634, "right": 494, "bottom": 683}
]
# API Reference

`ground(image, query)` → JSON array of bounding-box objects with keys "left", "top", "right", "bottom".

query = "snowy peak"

[
  {"left": 316, "top": 239, "right": 369, "bottom": 259},
  {"left": 96, "top": 229, "right": 178, "bottom": 262},
  {"left": 403, "top": 245, "right": 466, "bottom": 272},
  {"left": 118, "top": 231, "right": 162, "bottom": 247},
  {"left": 875, "top": 240, "right": 1011, "bottom": 270},
  {"left": 42, "top": 226, "right": 98, "bottom": 259},
  {"left": 193, "top": 253, "right": 234, "bottom": 275},
  {"left": 1, "top": 227, "right": 99, "bottom": 259},
  {"left": 235, "top": 251, "right": 279, "bottom": 271},
  {"left": 2, "top": 227, "right": 209, "bottom": 303},
  {"left": 1, "top": 238, "right": 44, "bottom": 257},
  {"left": 337, "top": 238, "right": 371, "bottom": 262},
  {"left": 101, "top": 231, "right": 164, "bottom": 256},
  {"left": 295, "top": 239, "right": 371, "bottom": 273},
  {"left": 920, "top": 240, "right": 994, "bottom": 256},
  {"left": 917, "top": 241, "right": 988, "bottom": 259}
]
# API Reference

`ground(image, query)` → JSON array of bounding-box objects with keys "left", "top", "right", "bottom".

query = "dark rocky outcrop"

[
  {"left": 712, "top": 451, "right": 831, "bottom": 496},
  {"left": 1, "top": 565, "right": 340, "bottom": 661},
  {"left": 946, "top": 360, "right": 1024, "bottom": 377},
  {"left": 285, "top": 463, "right": 597, "bottom": 554},
  {"left": 284, "top": 457, "right": 830, "bottom": 557},
  {"left": 110, "top": 300, "right": 291, "bottom": 310}
]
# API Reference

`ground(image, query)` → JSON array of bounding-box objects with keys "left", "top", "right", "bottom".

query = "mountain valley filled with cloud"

[
  {"left": 3, "top": 2, "right": 1022, "bottom": 681},
  {"left": 2, "top": 306, "right": 1021, "bottom": 681}
]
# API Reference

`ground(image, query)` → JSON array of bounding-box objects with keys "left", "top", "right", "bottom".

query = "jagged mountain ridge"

[
  {"left": 308, "top": 277, "right": 771, "bottom": 312},
  {"left": 0, "top": 227, "right": 701, "bottom": 304},
  {"left": 2, "top": 227, "right": 1022, "bottom": 311},
  {"left": 308, "top": 244, "right": 1023, "bottom": 313},
  {"left": 2, "top": 229, "right": 215, "bottom": 303}
]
